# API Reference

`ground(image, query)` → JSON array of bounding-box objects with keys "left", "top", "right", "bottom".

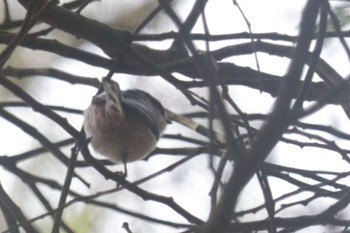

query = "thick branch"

[
  {"left": 200, "top": 1, "right": 321, "bottom": 233},
  {"left": 17, "top": 0, "right": 131, "bottom": 58}
]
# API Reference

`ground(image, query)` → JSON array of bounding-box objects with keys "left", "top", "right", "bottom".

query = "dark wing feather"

[{"left": 122, "top": 90, "right": 164, "bottom": 139}]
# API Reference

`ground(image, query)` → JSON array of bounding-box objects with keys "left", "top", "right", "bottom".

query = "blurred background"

[{"left": 1, "top": 0, "right": 350, "bottom": 232}]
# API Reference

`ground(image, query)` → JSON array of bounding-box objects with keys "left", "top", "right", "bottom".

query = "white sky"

[{"left": 1, "top": 1, "right": 350, "bottom": 232}]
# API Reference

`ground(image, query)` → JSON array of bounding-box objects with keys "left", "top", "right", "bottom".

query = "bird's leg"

[
  {"left": 123, "top": 160, "right": 128, "bottom": 178},
  {"left": 121, "top": 151, "right": 128, "bottom": 177},
  {"left": 113, "top": 152, "right": 128, "bottom": 178},
  {"left": 101, "top": 77, "right": 124, "bottom": 117},
  {"left": 113, "top": 160, "right": 128, "bottom": 182}
]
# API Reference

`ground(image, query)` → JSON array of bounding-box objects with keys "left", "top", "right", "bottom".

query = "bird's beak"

[{"left": 101, "top": 77, "right": 124, "bottom": 116}]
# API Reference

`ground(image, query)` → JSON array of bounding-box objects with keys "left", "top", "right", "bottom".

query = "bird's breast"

[{"left": 84, "top": 105, "right": 158, "bottom": 163}]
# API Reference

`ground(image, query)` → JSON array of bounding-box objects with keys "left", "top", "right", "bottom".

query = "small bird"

[{"left": 83, "top": 78, "right": 168, "bottom": 174}]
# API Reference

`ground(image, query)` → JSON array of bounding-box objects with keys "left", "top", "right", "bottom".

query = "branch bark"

[{"left": 199, "top": 1, "right": 322, "bottom": 232}]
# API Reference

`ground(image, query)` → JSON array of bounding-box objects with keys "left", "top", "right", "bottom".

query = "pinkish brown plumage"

[{"left": 84, "top": 78, "right": 167, "bottom": 170}]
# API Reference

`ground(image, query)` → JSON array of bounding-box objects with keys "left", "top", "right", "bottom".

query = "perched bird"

[{"left": 83, "top": 78, "right": 168, "bottom": 173}]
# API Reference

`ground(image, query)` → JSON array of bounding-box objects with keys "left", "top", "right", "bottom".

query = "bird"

[{"left": 83, "top": 78, "right": 168, "bottom": 174}]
